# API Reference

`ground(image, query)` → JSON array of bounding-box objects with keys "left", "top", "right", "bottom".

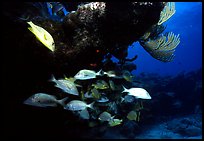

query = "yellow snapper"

[
  {"left": 122, "top": 86, "right": 151, "bottom": 99},
  {"left": 50, "top": 75, "right": 79, "bottom": 95},
  {"left": 74, "top": 69, "right": 102, "bottom": 80},
  {"left": 24, "top": 93, "right": 68, "bottom": 107},
  {"left": 27, "top": 21, "right": 55, "bottom": 52},
  {"left": 64, "top": 100, "right": 94, "bottom": 111}
]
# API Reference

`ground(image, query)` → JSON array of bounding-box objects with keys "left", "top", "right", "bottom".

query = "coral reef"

[{"left": 2, "top": 2, "right": 167, "bottom": 75}]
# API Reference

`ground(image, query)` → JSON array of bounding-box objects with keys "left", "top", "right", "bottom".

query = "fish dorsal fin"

[{"left": 122, "top": 85, "right": 128, "bottom": 93}]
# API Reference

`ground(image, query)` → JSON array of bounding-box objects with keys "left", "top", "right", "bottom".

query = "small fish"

[
  {"left": 104, "top": 71, "right": 123, "bottom": 79},
  {"left": 108, "top": 119, "right": 123, "bottom": 127},
  {"left": 91, "top": 88, "right": 101, "bottom": 99},
  {"left": 27, "top": 21, "right": 55, "bottom": 52},
  {"left": 109, "top": 80, "right": 116, "bottom": 91},
  {"left": 127, "top": 111, "right": 137, "bottom": 121},
  {"left": 172, "top": 100, "right": 182, "bottom": 108},
  {"left": 74, "top": 69, "right": 102, "bottom": 80},
  {"left": 104, "top": 71, "right": 117, "bottom": 77},
  {"left": 92, "top": 80, "right": 109, "bottom": 89},
  {"left": 78, "top": 109, "right": 90, "bottom": 120},
  {"left": 64, "top": 100, "right": 94, "bottom": 111},
  {"left": 97, "top": 96, "right": 109, "bottom": 103},
  {"left": 84, "top": 91, "right": 94, "bottom": 98},
  {"left": 107, "top": 102, "right": 118, "bottom": 115},
  {"left": 122, "top": 95, "right": 135, "bottom": 103},
  {"left": 98, "top": 111, "right": 115, "bottom": 122},
  {"left": 122, "top": 86, "right": 151, "bottom": 99},
  {"left": 122, "top": 70, "right": 134, "bottom": 82},
  {"left": 50, "top": 75, "right": 79, "bottom": 95},
  {"left": 165, "top": 92, "right": 175, "bottom": 97},
  {"left": 24, "top": 93, "right": 68, "bottom": 107}
]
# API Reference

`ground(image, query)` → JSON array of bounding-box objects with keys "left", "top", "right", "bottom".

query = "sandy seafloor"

[{"left": 100, "top": 113, "right": 202, "bottom": 139}]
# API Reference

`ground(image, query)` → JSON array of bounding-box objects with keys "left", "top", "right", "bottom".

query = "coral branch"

[
  {"left": 139, "top": 32, "right": 180, "bottom": 62},
  {"left": 158, "top": 2, "right": 176, "bottom": 25}
]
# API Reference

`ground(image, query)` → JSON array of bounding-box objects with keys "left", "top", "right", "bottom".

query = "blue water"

[{"left": 126, "top": 2, "right": 202, "bottom": 76}]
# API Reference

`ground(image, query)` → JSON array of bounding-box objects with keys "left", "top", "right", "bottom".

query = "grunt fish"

[
  {"left": 64, "top": 100, "right": 94, "bottom": 111},
  {"left": 98, "top": 111, "right": 115, "bottom": 122},
  {"left": 24, "top": 93, "right": 68, "bottom": 107},
  {"left": 78, "top": 109, "right": 90, "bottom": 120},
  {"left": 74, "top": 69, "right": 102, "bottom": 80},
  {"left": 50, "top": 75, "right": 79, "bottom": 95},
  {"left": 122, "top": 86, "right": 151, "bottom": 99}
]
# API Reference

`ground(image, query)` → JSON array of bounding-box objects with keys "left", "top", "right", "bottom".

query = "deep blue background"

[{"left": 126, "top": 2, "right": 202, "bottom": 76}]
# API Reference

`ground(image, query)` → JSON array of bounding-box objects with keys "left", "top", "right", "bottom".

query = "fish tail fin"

[
  {"left": 88, "top": 101, "right": 95, "bottom": 110},
  {"left": 57, "top": 97, "right": 68, "bottom": 107},
  {"left": 49, "top": 74, "right": 56, "bottom": 82},
  {"left": 27, "top": 21, "right": 35, "bottom": 32},
  {"left": 63, "top": 74, "right": 68, "bottom": 80},
  {"left": 111, "top": 115, "right": 115, "bottom": 121},
  {"left": 96, "top": 69, "right": 103, "bottom": 76},
  {"left": 120, "top": 97, "right": 125, "bottom": 103},
  {"left": 122, "top": 85, "right": 128, "bottom": 93},
  {"left": 27, "top": 21, "right": 33, "bottom": 27}
]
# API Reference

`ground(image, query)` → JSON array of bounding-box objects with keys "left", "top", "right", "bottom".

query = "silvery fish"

[
  {"left": 50, "top": 75, "right": 79, "bottom": 95},
  {"left": 104, "top": 71, "right": 123, "bottom": 78},
  {"left": 98, "top": 111, "right": 115, "bottom": 122},
  {"left": 78, "top": 109, "right": 90, "bottom": 120},
  {"left": 64, "top": 100, "right": 94, "bottom": 111},
  {"left": 122, "top": 86, "right": 151, "bottom": 99},
  {"left": 74, "top": 69, "right": 102, "bottom": 80},
  {"left": 24, "top": 93, "right": 68, "bottom": 107},
  {"left": 121, "top": 95, "right": 135, "bottom": 103},
  {"left": 109, "top": 80, "right": 116, "bottom": 91},
  {"left": 97, "top": 97, "right": 109, "bottom": 103},
  {"left": 84, "top": 91, "right": 94, "bottom": 98},
  {"left": 104, "top": 70, "right": 117, "bottom": 77}
]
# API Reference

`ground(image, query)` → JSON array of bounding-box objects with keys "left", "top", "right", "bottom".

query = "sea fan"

[
  {"left": 158, "top": 2, "right": 176, "bottom": 25},
  {"left": 139, "top": 32, "right": 180, "bottom": 62}
]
